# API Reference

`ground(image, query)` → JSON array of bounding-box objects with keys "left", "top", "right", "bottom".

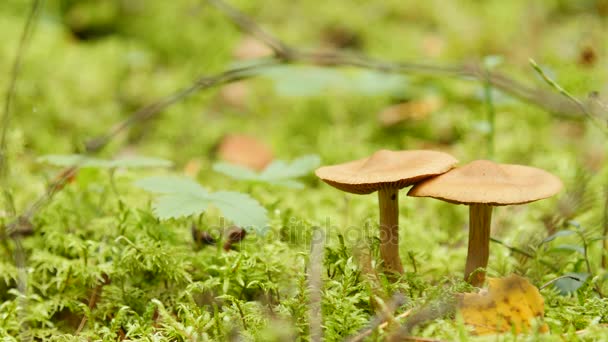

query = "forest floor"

[{"left": 1, "top": 0, "right": 608, "bottom": 340}]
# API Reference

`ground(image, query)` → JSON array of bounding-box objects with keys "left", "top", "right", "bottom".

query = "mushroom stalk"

[
  {"left": 378, "top": 187, "right": 404, "bottom": 274},
  {"left": 465, "top": 203, "right": 493, "bottom": 286}
]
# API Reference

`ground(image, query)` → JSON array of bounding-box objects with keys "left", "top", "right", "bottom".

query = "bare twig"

[
  {"left": 346, "top": 306, "right": 412, "bottom": 342},
  {"left": 388, "top": 301, "right": 456, "bottom": 341},
  {"left": 208, "top": 0, "right": 591, "bottom": 119},
  {"left": 206, "top": 0, "right": 292, "bottom": 58},
  {"left": 539, "top": 275, "right": 582, "bottom": 290},
  {"left": 530, "top": 59, "right": 607, "bottom": 132},
  {"left": 75, "top": 274, "right": 110, "bottom": 335},
  {"left": 84, "top": 59, "right": 280, "bottom": 153}
]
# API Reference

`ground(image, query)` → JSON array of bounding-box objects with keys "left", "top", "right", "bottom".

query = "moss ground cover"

[{"left": 1, "top": 0, "right": 608, "bottom": 340}]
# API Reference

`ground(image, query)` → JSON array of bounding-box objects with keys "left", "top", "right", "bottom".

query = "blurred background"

[{"left": 1, "top": 0, "right": 608, "bottom": 339}]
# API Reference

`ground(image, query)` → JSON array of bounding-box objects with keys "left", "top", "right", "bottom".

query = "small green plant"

[
  {"left": 134, "top": 176, "right": 268, "bottom": 234},
  {"left": 213, "top": 154, "right": 320, "bottom": 189},
  {"left": 541, "top": 221, "right": 607, "bottom": 295}
]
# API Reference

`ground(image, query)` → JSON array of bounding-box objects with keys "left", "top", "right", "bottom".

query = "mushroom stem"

[
  {"left": 378, "top": 187, "right": 404, "bottom": 275},
  {"left": 465, "top": 203, "right": 493, "bottom": 286}
]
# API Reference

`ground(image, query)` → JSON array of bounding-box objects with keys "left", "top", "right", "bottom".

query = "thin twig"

[
  {"left": 539, "top": 275, "right": 582, "bottom": 290},
  {"left": 206, "top": 0, "right": 292, "bottom": 58},
  {"left": 347, "top": 308, "right": 412, "bottom": 342},
  {"left": 530, "top": 58, "right": 607, "bottom": 132},
  {"left": 84, "top": 59, "right": 280, "bottom": 153},
  {"left": 75, "top": 276, "right": 108, "bottom": 335},
  {"left": 208, "top": 0, "right": 591, "bottom": 119},
  {"left": 388, "top": 302, "right": 456, "bottom": 342}
]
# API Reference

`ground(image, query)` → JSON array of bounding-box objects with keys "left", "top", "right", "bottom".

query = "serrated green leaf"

[
  {"left": 152, "top": 194, "right": 210, "bottom": 220},
  {"left": 206, "top": 191, "right": 268, "bottom": 233},
  {"left": 260, "top": 154, "right": 321, "bottom": 180},
  {"left": 213, "top": 162, "right": 259, "bottom": 180},
  {"left": 134, "top": 176, "right": 207, "bottom": 196},
  {"left": 136, "top": 177, "right": 268, "bottom": 232},
  {"left": 213, "top": 154, "right": 320, "bottom": 189},
  {"left": 268, "top": 179, "right": 304, "bottom": 189}
]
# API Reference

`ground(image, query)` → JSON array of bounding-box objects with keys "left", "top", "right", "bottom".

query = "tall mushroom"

[
  {"left": 408, "top": 160, "right": 563, "bottom": 286},
  {"left": 315, "top": 150, "right": 458, "bottom": 275}
]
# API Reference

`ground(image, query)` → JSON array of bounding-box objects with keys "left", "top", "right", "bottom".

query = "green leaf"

[
  {"left": 589, "top": 236, "right": 608, "bottom": 242},
  {"left": 153, "top": 193, "right": 210, "bottom": 220},
  {"left": 135, "top": 177, "right": 268, "bottom": 233},
  {"left": 213, "top": 154, "right": 320, "bottom": 189},
  {"left": 554, "top": 272, "right": 589, "bottom": 295},
  {"left": 134, "top": 176, "right": 207, "bottom": 196},
  {"left": 262, "top": 66, "right": 407, "bottom": 97},
  {"left": 212, "top": 162, "right": 259, "bottom": 180},
  {"left": 260, "top": 154, "right": 321, "bottom": 180},
  {"left": 548, "top": 244, "right": 585, "bottom": 255},
  {"left": 268, "top": 179, "right": 304, "bottom": 189},
  {"left": 206, "top": 191, "right": 268, "bottom": 234}
]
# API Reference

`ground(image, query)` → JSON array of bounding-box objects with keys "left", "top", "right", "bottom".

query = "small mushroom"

[
  {"left": 408, "top": 160, "right": 563, "bottom": 286},
  {"left": 315, "top": 150, "right": 458, "bottom": 275},
  {"left": 224, "top": 226, "right": 247, "bottom": 251}
]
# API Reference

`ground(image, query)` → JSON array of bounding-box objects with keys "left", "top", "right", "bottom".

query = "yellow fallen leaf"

[{"left": 458, "top": 274, "right": 548, "bottom": 335}]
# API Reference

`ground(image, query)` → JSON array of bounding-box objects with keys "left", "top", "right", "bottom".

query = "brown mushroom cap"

[
  {"left": 408, "top": 160, "right": 563, "bottom": 205},
  {"left": 315, "top": 149, "right": 458, "bottom": 194}
]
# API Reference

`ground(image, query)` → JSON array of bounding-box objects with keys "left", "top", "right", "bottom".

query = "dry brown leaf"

[
  {"left": 421, "top": 34, "right": 445, "bottom": 58},
  {"left": 216, "top": 134, "right": 273, "bottom": 171},
  {"left": 218, "top": 81, "right": 250, "bottom": 109},
  {"left": 378, "top": 97, "right": 442, "bottom": 127},
  {"left": 233, "top": 36, "right": 273, "bottom": 60},
  {"left": 183, "top": 158, "right": 202, "bottom": 178},
  {"left": 458, "top": 274, "right": 548, "bottom": 335}
]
